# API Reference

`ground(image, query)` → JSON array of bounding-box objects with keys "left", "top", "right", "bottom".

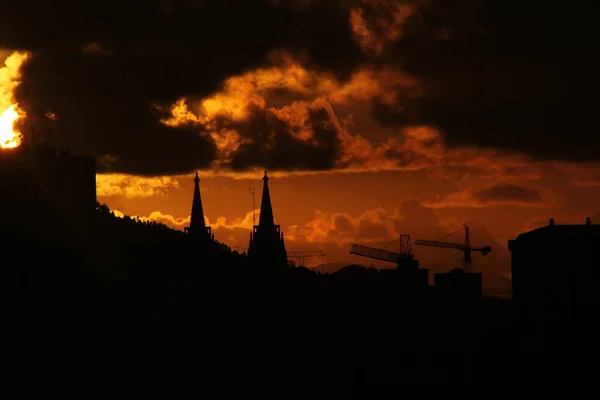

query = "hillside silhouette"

[
  {"left": 2, "top": 200, "right": 598, "bottom": 386},
  {"left": 0, "top": 146, "right": 597, "bottom": 387}
]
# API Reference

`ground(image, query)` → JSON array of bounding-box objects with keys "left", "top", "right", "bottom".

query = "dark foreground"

[
  {"left": 1, "top": 267, "right": 597, "bottom": 389},
  {"left": 1, "top": 216, "right": 598, "bottom": 389}
]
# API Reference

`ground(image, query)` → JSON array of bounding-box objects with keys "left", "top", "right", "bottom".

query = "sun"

[
  {"left": 0, "top": 104, "right": 23, "bottom": 148},
  {"left": 0, "top": 51, "right": 30, "bottom": 149}
]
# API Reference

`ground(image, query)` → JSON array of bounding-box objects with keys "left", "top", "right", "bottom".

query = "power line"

[{"left": 433, "top": 224, "right": 466, "bottom": 242}]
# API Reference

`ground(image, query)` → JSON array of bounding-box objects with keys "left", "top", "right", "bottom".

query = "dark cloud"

[
  {"left": 472, "top": 184, "right": 542, "bottom": 204},
  {"left": 226, "top": 104, "right": 342, "bottom": 171},
  {"left": 333, "top": 214, "right": 353, "bottom": 234},
  {"left": 370, "top": 96, "right": 412, "bottom": 127},
  {"left": 355, "top": 220, "right": 391, "bottom": 242},
  {"left": 6, "top": 0, "right": 599, "bottom": 175},
  {"left": 15, "top": 50, "right": 219, "bottom": 175},
  {"left": 5, "top": 0, "right": 362, "bottom": 175},
  {"left": 372, "top": 0, "right": 600, "bottom": 161}
]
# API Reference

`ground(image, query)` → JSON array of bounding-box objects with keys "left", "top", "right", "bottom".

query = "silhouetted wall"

[
  {"left": 380, "top": 267, "right": 429, "bottom": 290},
  {"left": 509, "top": 219, "right": 600, "bottom": 320},
  {"left": 434, "top": 269, "right": 482, "bottom": 300}
]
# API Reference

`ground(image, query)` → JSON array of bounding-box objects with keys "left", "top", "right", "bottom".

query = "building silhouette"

[
  {"left": 184, "top": 172, "right": 213, "bottom": 240},
  {"left": 1, "top": 144, "right": 96, "bottom": 232},
  {"left": 509, "top": 217, "right": 600, "bottom": 319},
  {"left": 434, "top": 268, "right": 482, "bottom": 300},
  {"left": 247, "top": 171, "right": 287, "bottom": 268}
]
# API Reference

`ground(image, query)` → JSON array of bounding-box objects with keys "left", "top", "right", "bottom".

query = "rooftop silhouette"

[{"left": 509, "top": 216, "right": 600, "bottom": 340}]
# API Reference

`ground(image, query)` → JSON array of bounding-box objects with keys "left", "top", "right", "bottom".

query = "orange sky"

[
  {"left": 92, "top": 43, "right": 600, "bottom": 278},
  {"left": 2, "top": 1, "right": 599, "bottom": 284},
  {"left": 97, "top": 161, "right": 600, "bottom": 279}
]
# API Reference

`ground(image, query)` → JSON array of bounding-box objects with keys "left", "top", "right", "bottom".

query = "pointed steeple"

[
  {"left": 258, "top": 170, "right": 275, "bottom": 227},
  {"left": 247, "top": 169, "right": 287, "bottom": 267},
  {"left": 189, "top": 171, "right": 207, "bottom": 231}
]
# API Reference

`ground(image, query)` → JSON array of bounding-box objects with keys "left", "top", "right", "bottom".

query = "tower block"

[
  {"left": 247, "top": 171, "right": 287, "bottom": 267},
  {"left": 184, "top": 172, "right": 213, "bottom": 240}
]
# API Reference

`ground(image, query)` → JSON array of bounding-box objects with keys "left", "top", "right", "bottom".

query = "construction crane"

[
  {"left": 349, "top": 234, "right": 419, "bottom": 269},
  {"left": 413, "top": 224, "right": 491, "bottom": 273},
  {"left": 287, "top": 250, "right": 326, "bottom": 267},
  {"left": 229, "top": 247, "right": 326, "bottom": 267}
]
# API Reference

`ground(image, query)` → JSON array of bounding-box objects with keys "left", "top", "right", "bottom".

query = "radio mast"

[{"left": 249, "top": 185, "right": 256, "bottom": 226}]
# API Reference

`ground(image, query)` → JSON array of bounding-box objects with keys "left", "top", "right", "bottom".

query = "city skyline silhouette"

[{"left": 1, "top": 0, "right": 599, "bottom": 388}]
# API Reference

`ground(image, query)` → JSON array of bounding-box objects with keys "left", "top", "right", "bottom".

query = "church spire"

[
  {"left": 187, "top": 171, "right": 208, "bottom": 235},
  {"left": 258, "top": 170, "right": 275, "bottom": 227},
  {"left": 247, "top": 169, "right": 287, "bottom": 267}
]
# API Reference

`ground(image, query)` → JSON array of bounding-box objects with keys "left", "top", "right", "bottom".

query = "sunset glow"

[
  {"left": 0, "top": 105, "right": 22, "bottom": 148},
  {"left": 0, "top": 51, "right": 29, "bottom": 149},
  {"left": 0, "top": 1, "right": 596, "bottom": 286}
]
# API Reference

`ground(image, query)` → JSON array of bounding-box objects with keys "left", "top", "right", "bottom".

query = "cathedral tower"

[
  {"left": 247, "top": 171, "right": 287, "bottom": 267},
  {"left": 184, "top": 172, "right": 213, "bottom": 239}
]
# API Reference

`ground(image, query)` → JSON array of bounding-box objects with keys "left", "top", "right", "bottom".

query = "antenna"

[{"left": 249, "top": 185, "right": 256, "bottom": 226}]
